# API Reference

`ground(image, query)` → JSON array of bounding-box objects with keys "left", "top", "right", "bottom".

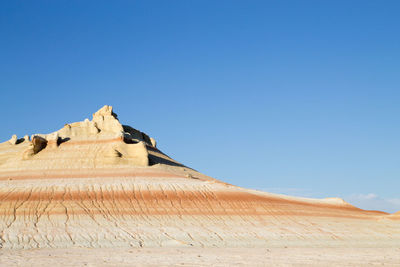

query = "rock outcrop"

[
  {"left": 92, "top": 105, "right": 124, "bottom": 133},
  {"left": 0, "top": 105, "right": 399, "bottom": 249},
  {"left": 8, "top": 135, "right": 17, "bottom": 145}
]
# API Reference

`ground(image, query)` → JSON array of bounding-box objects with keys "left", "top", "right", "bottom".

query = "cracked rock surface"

[{"left": 0, "top": 106, "right": 399, "bottom": 250}]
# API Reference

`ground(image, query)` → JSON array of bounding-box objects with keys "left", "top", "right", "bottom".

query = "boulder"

[{"left": 31, "top": 136, "right": 48, "bottom": 154}]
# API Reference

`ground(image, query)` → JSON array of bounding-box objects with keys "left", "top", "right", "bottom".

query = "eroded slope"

[{"left": 0, "top": 106, "right": 399, "bottom": 249}]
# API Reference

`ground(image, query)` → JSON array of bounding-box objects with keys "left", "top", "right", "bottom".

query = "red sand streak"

[{"left": 0, "top": 189, "right": 384, "bottom": 218}]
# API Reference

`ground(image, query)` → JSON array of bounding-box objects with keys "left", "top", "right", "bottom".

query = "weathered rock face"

[
  {"left": 92, "top": 105, "right": 124, "bottom": 134},
  {"left": 31, "top": 136, "right": 48, "bottom": 154},
  {"left": 0, "top": 105, "right": 399, "bottom": 249},
  {"left": 8, "top": 135, "right": 17, "bottom": 145},
  {"left": 2, "top": 105, "right": 155, "bottom": 170}
]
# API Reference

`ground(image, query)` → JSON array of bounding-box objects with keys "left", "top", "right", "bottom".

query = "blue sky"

[{"left": 1, "top": 1, "right": 399, "bottom": 212}]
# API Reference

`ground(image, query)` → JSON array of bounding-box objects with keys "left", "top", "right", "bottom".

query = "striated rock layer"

[{"left": 0, "top": 106, "right": 399, "bottom": 249}]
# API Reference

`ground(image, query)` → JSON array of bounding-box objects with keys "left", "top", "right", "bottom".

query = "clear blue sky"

[{"left": 1, "top": 1, "right": 399, "bottom": 212}]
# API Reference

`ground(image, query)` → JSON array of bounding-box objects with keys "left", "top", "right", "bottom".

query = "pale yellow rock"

[
  {"left": 58, "top": 121, "right": 99, "bottom": 138},
  {"left": 92, "top": 105, "right": 124, "bottom": 133},
  {"left": 48, "top": 132, "right": 59, "bottom": 148},
  {"left": 150, "top": 137, "right": 157, "bottom": 147},
  {"left": 22, "top": 135, "right": 48, "bottom": 160},
  {"left": 8, "top": 135, "right": 17, "bottom": 145},
  {"left": 115, "top": 141, "right": 149, "bottom": 166}
]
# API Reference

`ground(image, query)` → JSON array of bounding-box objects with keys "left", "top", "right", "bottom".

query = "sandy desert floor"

[{"left": 1, "top": 247, "right": 400, "bottom": 266}]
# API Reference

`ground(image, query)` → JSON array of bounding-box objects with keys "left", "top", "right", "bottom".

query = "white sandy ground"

[{"left": 1, "top": 247, "right": 400, "bottom": 266}]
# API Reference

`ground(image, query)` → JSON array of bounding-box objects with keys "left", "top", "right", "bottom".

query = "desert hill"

[{"left": 0, "top": 106, "right": 399, "bottom": 249}]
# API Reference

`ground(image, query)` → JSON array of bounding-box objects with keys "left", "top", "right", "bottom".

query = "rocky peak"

[
  {"left": 93, "top": 105, "right": 118, "bottom": 119},
  {"left": 92, "top": 105, "right": 123, "bottom": 133}
]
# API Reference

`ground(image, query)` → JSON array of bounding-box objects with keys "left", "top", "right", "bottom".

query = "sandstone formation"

[
  {"left": 0, "top": 105, "right": 399, "bottom": 249},
  {"left": 8, "top": 135, "right": 17, "bottom": 145}
]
